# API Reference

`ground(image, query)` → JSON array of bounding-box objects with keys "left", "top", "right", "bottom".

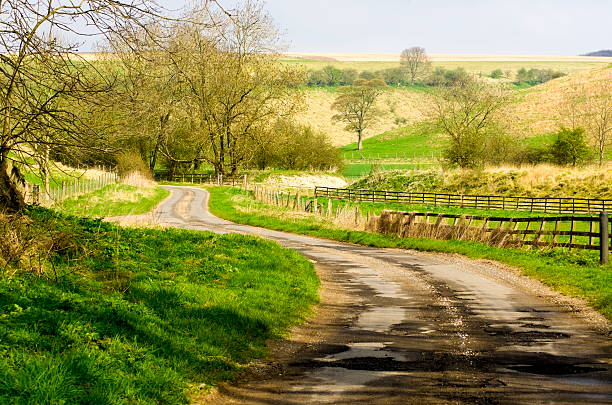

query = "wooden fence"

[
  {"left": 161, "top": 173, "right": 248, "bottom": 188},
  {"left": 315, "top": 186, "right": 611, "bottom": 215},
  {"left": 370, "top": 210, "right": 609, "bottom": 264},
  {"left": 253, "top": 187, "right": 610, "bottom": 264},
  {"left": 24, "top": 172, "right": 117, "bottom": 206}
]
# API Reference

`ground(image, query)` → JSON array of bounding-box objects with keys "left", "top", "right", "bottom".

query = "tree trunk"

[
  {"left": 357, "top": 130, "right": 363, "bottom": 150},
  {"left": 0, "top": 152, "right": 26, "bottom": 212}
]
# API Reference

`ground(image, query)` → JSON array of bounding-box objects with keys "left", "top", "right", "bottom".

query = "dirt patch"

[{"left": 261, "top": 174, "right": 348, "bottom": 189}]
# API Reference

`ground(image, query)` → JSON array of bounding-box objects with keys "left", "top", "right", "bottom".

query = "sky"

[
  {"left": 85, "top": 0, "right": 612, "bottom": 55},
  {"left": 254, "top": 0, "right": 612, "bottom": 55}
]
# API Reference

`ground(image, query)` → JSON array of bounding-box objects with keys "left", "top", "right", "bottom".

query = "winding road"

[{"left": 150, "top": 186, "right": 611, "bottom": 404}]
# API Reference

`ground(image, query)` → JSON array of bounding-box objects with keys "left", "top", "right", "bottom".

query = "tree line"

[{"left": 0, "top": 0, "right": 342, "bottom": 211}]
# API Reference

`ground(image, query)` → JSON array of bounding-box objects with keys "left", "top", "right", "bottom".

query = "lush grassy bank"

[
  {"left": 58, "top": 184, "right": 170, "bottom": 217},
  {"left": 0, "top": 208, "right": 318, "bottom": 404},
  {"left": 206, "top": 186, "right": 611, "bottom": 320}
]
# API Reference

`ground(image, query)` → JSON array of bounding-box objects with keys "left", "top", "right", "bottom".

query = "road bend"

[{"left": 155, "top": 186, "right": 611, "bottom": 405}]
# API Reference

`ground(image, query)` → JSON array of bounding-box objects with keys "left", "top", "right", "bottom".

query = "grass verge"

[
  {"left": 207, "top": 186, "right": 611, "bottom": 321},
  {"left": 0, "top": 208, "right": 318, "bottom": 404},
  {"left": 58, "top": 184, "right": 170, "bottom": 217}
]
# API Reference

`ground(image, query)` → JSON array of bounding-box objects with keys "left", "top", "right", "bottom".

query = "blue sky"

[{"left": 139, "top": 1, "right": 612, "bottom": 55}]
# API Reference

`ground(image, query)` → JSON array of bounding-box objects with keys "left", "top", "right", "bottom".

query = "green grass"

[
  {"left": 341, "top": 124, "right": 446, "bottom": 157},
  {"left": 0, "top": 208, "right": 318, "bottom": 404},
  {"left": 206, "top": 186, "right": 611, "bottom": 320},
  {"left": 58, "top": 184, "right": 170, "bottom": 217}
]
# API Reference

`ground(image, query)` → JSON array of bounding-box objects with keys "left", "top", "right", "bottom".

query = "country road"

[{"left": 144, "top": 186, "right": 611, "bottom": 404}]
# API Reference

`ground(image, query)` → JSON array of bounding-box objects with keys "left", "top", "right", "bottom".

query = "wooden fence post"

[{"left": 600, "top": 212, "right": 609, "bottom": 265}]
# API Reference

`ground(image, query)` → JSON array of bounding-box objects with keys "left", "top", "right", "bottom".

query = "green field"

[
  {"left": 0, "top": 208, "right": 318, "bottom": 404},
  {"left": 58, "top": 184, "right": 170, "bottom": 217},
  {"left": 340, "top": 124, "right": 446, "bottom": 179},
  {"left": 282, "top": 59, "right": 608, "bottom": 75}
]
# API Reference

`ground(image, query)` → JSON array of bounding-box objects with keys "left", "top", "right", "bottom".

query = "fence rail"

[
  {"left": 315, "top": 186, "right": 611, "bottom": 214},
  {"left": 253, "top": 186, "right": 610, "bottom": 263},
  {"left": 159, "top": 173, "right": 248, "bottom": 187}
]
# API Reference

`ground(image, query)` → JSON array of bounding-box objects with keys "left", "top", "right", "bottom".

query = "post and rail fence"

[
  {"left": 255, "top": 187, "right": 611, "bottom": 264},
  {"left": 315, "top": 186, "right": 611, "bottom": 215},
  {"left": 157, "top": 172, "right": 248, "bottom": 188}
]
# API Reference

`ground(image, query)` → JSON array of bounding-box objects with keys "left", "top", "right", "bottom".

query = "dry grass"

[
  {"left": 261, "top": 173, "right": 348, "bottom": 189},
  {"left": 297, "top": 88, "right": 427, "bottom": 146},
  {"left": 354, "top": 163, "right": 612, "bottom": 199},
  {"left": 120, "top": 171, "right": 155, "bottom": 188},
  {"left": 506, "top": 66, "right": 612, "bottom": 135},
  {"left": 0, "top": 211, "right": 82, "bottom": 279},
  {"left": 367, "top": 210, "right": 519, "bottom": 248}
]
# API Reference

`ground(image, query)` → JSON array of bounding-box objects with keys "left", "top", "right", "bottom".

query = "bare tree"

[
  {"left": 562, "top": 81, "right": 611, "bottom": 166},
  {"left": 400, "top": 47, "right": 431, "bottom": 84},
  {"left": 427, "top": 79, "right": 510, "bottom": 168},
  {"left": 332, "top": 78, "right": 386, "bottom": 150},
  {"left": 0, "top": 0, "right": 184, "bottom": 211},
  {"left": 160, "top": 0, "right": 305, "bottom": 176}
]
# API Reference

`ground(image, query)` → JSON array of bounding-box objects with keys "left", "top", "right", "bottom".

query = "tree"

[
  {"left": 332, "top": 78, "right": 386, "bottom": 150},
  {"left": 162, "top": 0, "right": 305, "bottom": 176},
  {"left": 427, "top": 78, "right": 511, "bottom": 168},
  {"left": 0, "top": 0, "right": 194, "bottom": 211},
  {"left": 551, "top": 127, "right": 592, "bottom": 166},
  {"left": 400, "top": 47, "right": 430, "bottom": 84},
  {"left": 562, "top": 81, "right": 611, "bottom": 166}
]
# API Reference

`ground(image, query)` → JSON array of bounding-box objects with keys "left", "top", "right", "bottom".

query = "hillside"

[
  {"left": 506, "top": 65, "right": 612, "bottom": 136},
  {"left": 296, "top": 87, "right": 428, "bottom": 146},
  {"left": 581, "top": 50, "right": 612, "bottom": 57}
]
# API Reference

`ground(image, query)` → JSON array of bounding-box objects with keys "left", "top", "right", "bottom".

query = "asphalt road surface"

[{"left": 153, "top": 186, "right": 611, "bottom": 404}]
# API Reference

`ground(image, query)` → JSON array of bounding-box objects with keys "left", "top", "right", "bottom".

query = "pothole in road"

[
  {"left": 484, "top": 327, "right": 570, "bottom": 340},
  {"left": 507, "top": 363, "right": 607, "bottom": 375}
]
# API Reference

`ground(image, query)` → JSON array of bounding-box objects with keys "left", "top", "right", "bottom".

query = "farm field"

[{"left": 282, "top": 53, "right": 610, "bottom": 74}]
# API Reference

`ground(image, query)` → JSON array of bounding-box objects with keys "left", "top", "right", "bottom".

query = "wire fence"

[{"left": 24, "top": 172, "right": 118, "bottom": 206}]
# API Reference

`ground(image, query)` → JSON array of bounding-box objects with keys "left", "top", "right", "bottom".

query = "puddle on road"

[
  {"left": 295, "top": 262, "right": 414, "bottom": 400},
  {"left": 297, "top": 342, "right": 409, "bottom": 402},
  {"left": 356, "top": 306, "right": 407, "bottom": 333}
]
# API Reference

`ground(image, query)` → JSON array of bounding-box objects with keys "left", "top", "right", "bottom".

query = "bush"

[
  {"left": 550, "top": 127, "right": 593, "bottom": 166},
  {"left": 252, "top": 121, "right": 342, "bottom": 171},
  {"left": 378, "top": 67, "right": 407, "bottom": 86},
  {"left": 490, "top": 69, "right": 504, "bottom": 79},
  {"left": 115, "top": 151, "right": 152, "bottom": 179},
  {"left": 515, "top": 68, "right": 565, "bottom": 85},
  {"left": 424, "top": 67, "right": 471, "bottom": 86}
]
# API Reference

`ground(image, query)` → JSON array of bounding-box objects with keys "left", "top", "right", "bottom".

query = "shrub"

[
  {"left": 515, "top": 68, "right": 565, "bottom": 85},
  {"left": 252, "top": 121, "right": 342, "bottom": 171},
  {"left": 115, "top": 151, "right": 152, "bottom": 179},
  {"left": 489, "top": 69, "right": 503, "bottom": 79},
  {"left": 550, "top": 127, "right": 593, "bottom": 166},
  {"left": 424, "top": 67, "right": 471, "bottom": 86}
]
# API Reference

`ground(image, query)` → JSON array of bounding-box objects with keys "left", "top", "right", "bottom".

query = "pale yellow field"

[
  {"left": 283, "top": 53, "right": 609, "bottom": 75},
  {"left": 285, "top": 53, "right": 612, "bottom": 62},
  {"left": 296, "top": 88, "right": 428, "bottom": 146},
  {"left": 506, "top": 66, "right": 612, "bottom": 135}
]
